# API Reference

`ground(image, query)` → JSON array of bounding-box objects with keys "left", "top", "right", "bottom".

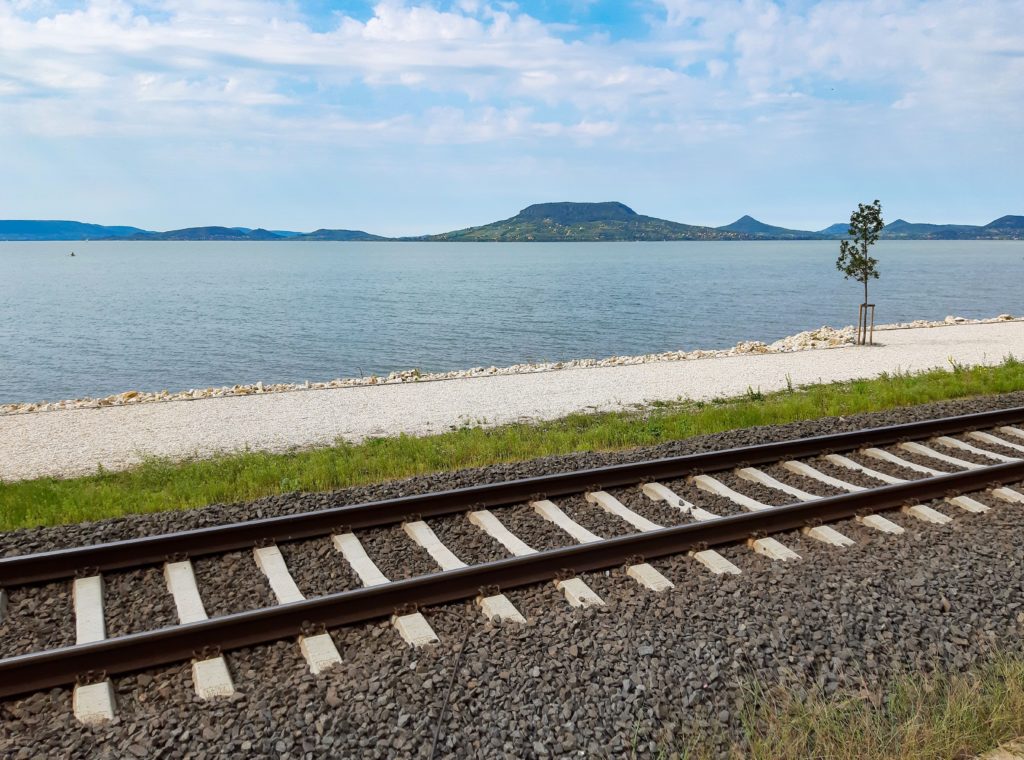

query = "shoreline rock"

[{"left": 2, "top": 314, "right": 1018, "bottom": 416}]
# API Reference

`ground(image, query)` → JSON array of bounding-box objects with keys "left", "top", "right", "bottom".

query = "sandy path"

[{"left": 2, "top": 321, "right": 1022, "bottom": 481}]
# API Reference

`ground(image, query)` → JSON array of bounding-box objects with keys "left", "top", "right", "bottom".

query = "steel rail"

[
  {"left": 1, "top": 460, "right": 1022, "bottom": 700},
  {"left": 3, "top": 404, "right": 1023, "bottom": 587}
]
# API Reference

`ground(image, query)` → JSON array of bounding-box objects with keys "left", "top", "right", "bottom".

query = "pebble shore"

[
  {"left": 2, "top": 396, "right": 1023, "bottom": 758},
  {"left": 3, "top": 314, "right": 1017, "bottom": 416}
]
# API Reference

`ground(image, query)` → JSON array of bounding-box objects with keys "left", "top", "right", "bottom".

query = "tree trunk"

[{"left": 859, "top": 277, "right": 870, "bottom": 345}]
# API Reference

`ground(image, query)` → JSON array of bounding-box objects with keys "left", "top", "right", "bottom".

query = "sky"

[{"left": 0, "top": 0, "right": 1022, "bottom": 235}]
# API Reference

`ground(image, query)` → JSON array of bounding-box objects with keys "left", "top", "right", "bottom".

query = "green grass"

[
  {"left": 2, "top": 357, "right": 1024, "bottom": 532},
  {"left": 703, "top": 655, "right": 1024, "bottom": 759}
]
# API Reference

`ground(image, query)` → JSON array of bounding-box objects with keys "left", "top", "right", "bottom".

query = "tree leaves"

[{"left": 836, "top": 199, "right": 884, "bottom": 298}]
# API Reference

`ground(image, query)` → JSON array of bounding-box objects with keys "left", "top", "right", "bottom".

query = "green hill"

[
  {"left": 123, "top": 226, "right": 286, "bottom": 241},
  {"left": 417, "top": 201, "right": 751, "bottom": 241},
  {"left": 820, "top": 215, "right": 1023, "bottom": 241},
  {"left": 717, "top": 215, "right": 826, "bottom": 239},
  {"left": 293, "top": 229, "right": 387, "bottom": 241},
  {"left": 985, "top": 215, "right": 1024, "bottom": 232},
  {"left": 879, "top": 217, "right": 1023, "bottom": 240}
]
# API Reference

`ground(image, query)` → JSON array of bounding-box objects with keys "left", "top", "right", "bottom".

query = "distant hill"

[
  {"left": 417, "top": 202, "right": 751, "bottom": 241},
  {"left": 879, "top": 219, "right": 979, "bottom": 239},
  {"left": 233, "top": 227, "right": 304, "bottom": 238},
  {"left": 813, "top": 215, "right": 1024, "bottom": 240},
  {"left": 879, "top": 216, "right": 1024, "bottom": 240},
  {"left": 293, "top": 229, "right": 388, "bottom": 241},
  {"left": 0, "top": 220, "right": 147, "bottom": 240},
  {"left": 121, "top": 226, "right": 286, "bottom": 241},
  {"left": 985, "top": 215, "right": 1024, "bottom": 231},
  {"left": 3, "top": 210, "right": 1020, "bottom": 242},
  {"left": 818, "top": 223, "right": 849, "bottom": 235},
  {"left": 717, "top": 215, "right": 825, "bottom": 239}
]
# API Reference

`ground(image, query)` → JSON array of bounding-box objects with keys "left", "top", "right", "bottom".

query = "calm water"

[{"left": 1, "top": 240, "right": 1022, "bottom": 403}]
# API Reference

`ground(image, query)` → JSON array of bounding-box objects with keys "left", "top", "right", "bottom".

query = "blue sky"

[{"left": 0, "top": 0, "right": 1021, "bottom": 235}]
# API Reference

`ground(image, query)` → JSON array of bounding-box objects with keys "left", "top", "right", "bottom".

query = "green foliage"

[
  {"left": 421, "top": 202, "right": 749, "bottom": 242},
  {"left": 2, "top": 358, "right": 1023, "bottom": 531},
  {"left": 836, "top": 199, "right": 884, "bottom": 303},
  {"left": 879, "top": 215, "right": 1024, "bottom": 240},
  {"left": 717, "top": 215, "right": 825, "bottom": 239}
]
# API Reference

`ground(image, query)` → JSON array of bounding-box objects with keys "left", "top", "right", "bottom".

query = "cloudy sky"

[{"left": 1, "top": 0, "right": 1021, "bottom": 234}]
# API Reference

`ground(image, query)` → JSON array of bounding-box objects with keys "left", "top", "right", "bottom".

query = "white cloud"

[
  {"left": 656, "top": 0, "right": 1024, "bottom": 118},
  {"left": 0, "top": 0, "right": 684, "bottom": 141},
  {"left": 0, "top": 0, "right": 1021, "bottom": 148}
]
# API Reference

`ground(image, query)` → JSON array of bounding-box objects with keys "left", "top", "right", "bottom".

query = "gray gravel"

[
  {"left": 711, "top": 471, "right": 792, "bottom": 508},
  {"left": 103, "top": 567, "right": 179, "bottom": 638},
  {"left": 950, "top": 431, "right": 1024, "bottom": 459},
  {"left": 486, "top": 504, "right": 570, "bottom": 553},
  {"left": 927, "top": 439, "right": 1000, "bottom": 466},
  {"left": 279, "top": 537, "right": 363, "bottom": 599},
  {"left": 193, "top": 550, "right": 277, "bottom": 618},
  {"left": 874, "top": 443, "right": 961, "bottom": 473},
  {"left": 3, "top": 501, "right": 1021, "bottom": 758},
  {"left": 423, "top": 514, "right": 510, "bottom": 567},
  {"left": 0, "top": 581, "right": 75, "bottom": 658},
  {"left": 802, "top": 455, "right": 890, "bottom": 488},
  {"left": 2, "top": 393, "right": 1024, "bottom": 757},
  {"left": 557, "top": 495, "right": 635, "bottom": 539},
  {"left": 602, "top": 485, "right": 686, "bottom": 529},
  {"left": 358, "top": 526, "right": 439, "bottom": 582},
  {"left": 760, "top": 462, "right": 846, "bottom": 497}
]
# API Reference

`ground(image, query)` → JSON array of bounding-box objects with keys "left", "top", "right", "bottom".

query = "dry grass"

[{"left": 692, "top": 656, "right": 1024, "bottom": 759}]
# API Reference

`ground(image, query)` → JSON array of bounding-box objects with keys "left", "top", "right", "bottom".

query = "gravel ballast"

[{"left": 2, "top": 394, "right": 1024, "bottom": 757}]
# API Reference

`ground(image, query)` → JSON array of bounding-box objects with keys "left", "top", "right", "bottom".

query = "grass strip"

[
  {"left": 2, "top": 358, "right": 1024, "bottom": 531},
  {"left": 699, "top": 654, "right": 1024, "bottom": 759}
]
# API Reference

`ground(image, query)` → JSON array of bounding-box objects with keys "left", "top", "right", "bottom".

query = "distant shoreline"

[
  {"left": 5, "top": 236, "right": 1024, "bottom": 243},
  {"left": 3, "top": 201, "right": 1021, "bottom": 242}
]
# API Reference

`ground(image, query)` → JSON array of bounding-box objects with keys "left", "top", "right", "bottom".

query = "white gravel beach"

[{"left": 2, "top": 319, "right": 1023, "bottom": 482}]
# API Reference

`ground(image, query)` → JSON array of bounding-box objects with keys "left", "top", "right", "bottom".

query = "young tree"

[{"left": 836, "top": 199, "right": 884, "bottom": 344}]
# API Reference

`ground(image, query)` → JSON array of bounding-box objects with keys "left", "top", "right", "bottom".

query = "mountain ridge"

[
  {"left": 2, "top": 207, "right": 1021, "bottom": 241},
  {"left": 123, "top": 226, "right": 285, "bottom": 241},
  {"left": 0, "top": 220, "right": 147, "bottom": 241}
]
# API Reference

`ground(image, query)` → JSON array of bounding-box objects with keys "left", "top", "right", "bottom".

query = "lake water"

[{"left": 2, "top": 240, "right": 1022, "bottom": 404}]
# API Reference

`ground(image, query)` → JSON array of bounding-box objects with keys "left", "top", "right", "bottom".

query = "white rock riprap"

[{"left": 4, "top": 315, "right": 1017, "bottom": 416}]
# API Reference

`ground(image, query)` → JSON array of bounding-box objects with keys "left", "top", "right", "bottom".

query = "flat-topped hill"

[{"left": 418, "top": 201, "right": 749, "bottom": 241}]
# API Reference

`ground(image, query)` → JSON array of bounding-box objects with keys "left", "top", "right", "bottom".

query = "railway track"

[{"left": 3, "top": 406, "right": 1024, "bottom": 725}]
